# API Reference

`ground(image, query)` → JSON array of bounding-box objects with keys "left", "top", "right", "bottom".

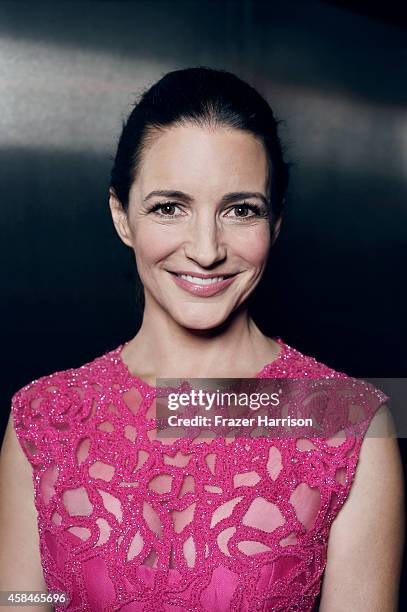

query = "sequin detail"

[{"left": 11, "top": 338, "right": 389, "bottom": 611}]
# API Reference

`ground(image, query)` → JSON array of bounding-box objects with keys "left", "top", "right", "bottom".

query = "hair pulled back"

[{"left": 110, "top": 66, "right": 289, "bottom": 222}]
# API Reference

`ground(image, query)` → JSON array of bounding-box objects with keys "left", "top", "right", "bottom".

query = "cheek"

[
  {"left": 131, "top": 221, "right": 270, "bottom": 270},
  {"left": 133, "top": 224, "right": 180, "bottom": 265},
  {"left": 231, "top": 226, "right": 271, "bottom": 266}
]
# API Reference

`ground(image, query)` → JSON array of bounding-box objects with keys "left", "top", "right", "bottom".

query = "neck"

[{"left": 121, "top": 296, "right": 280, "bottom": 380}]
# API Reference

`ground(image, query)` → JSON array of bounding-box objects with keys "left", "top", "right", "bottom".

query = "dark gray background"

[{"left": 1, "top": 0, "right": 406, "bottom": 606}]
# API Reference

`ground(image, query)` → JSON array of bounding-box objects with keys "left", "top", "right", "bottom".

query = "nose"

[{"left": 183, "top": 215, "right": 227, "bottom": 268}]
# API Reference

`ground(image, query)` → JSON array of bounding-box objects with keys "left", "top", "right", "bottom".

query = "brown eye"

[
  {"left": 225, "top": 203, "right": 263, "bottom": 220},
  {"left": 235, "top": 206, "right": 250, "bottom": 217},
  {"left": 161, "top": 204, "right": 176, "bottom": 215},
  {"left": 149, "top": 201, "right": 184, "bottom": 217}
]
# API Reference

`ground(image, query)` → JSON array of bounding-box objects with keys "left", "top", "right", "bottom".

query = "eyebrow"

[{"left": 143, "top": 190, "right": 269, "bottom": 207}]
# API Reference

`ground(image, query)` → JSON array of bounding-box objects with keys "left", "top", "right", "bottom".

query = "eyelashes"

[{"left": 147, "top": 201, "right": 269, "bottom": 221}]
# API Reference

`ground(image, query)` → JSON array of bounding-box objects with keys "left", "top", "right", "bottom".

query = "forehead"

[{"left": 131, "top": 124, "right": 268, "bottom": 200}]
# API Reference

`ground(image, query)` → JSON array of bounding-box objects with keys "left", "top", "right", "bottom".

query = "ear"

[
  {"left": 271, "top": 216, "right": 282, "bottom": 246},
  {"left": 108, "top": 188, "right": 133, "bottom": 247}
]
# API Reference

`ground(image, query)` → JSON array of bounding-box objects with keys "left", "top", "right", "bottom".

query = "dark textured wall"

[{"left": 1, "top": 1, "right": 406, "bottom": 600}]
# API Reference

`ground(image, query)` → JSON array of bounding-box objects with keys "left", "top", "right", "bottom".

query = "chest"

[{"left": 37, "top": 431, "right": 339, "bottom": 569}]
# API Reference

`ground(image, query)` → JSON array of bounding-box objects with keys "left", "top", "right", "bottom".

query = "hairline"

[{"left": 125, "top": 120, "right": 274, "bottom": 217}]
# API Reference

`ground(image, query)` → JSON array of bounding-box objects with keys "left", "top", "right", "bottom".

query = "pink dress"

[{"left": 11, "top": 337, "right": 389, "bottom": 611}]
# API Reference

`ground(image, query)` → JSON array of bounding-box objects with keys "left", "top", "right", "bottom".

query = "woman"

[{"left": 0, "top": 67, "right": 404, "bottom": 611}]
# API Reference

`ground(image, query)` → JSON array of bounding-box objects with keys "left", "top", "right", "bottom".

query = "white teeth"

[{"left": 178, "top": 274, "right": 226, "bottom": 285}]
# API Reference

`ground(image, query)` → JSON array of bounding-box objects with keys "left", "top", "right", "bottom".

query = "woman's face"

[{"left": 110, "top": 124, "right": 280, "bottom": 331}]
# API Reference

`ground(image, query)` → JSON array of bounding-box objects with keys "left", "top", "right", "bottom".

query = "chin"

[{"left": 172, "top": 306, "right": 231, "bottom": 331}]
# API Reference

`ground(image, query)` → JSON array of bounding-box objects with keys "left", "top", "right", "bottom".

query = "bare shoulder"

[
  {"left": 0, "top": 411, "right": 48, "bottom": 595},
  {"left": 319, "top": 404, "right": 405, "bottom": 611}
]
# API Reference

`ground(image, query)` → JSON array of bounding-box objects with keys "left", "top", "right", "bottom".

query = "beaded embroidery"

[{"left": 11, "top": 338, "right": 389, "bottom": 611}]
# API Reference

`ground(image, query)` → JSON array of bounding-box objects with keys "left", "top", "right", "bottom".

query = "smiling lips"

[{"left": 168, "top": 271, "right": 238, "bottom": 296}]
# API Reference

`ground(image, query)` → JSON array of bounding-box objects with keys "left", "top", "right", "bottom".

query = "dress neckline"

[{"left": 112, "top": 336, "right": 286, "bottom": 389}]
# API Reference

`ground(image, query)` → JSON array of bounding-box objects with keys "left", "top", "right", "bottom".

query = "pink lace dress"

[{"left": 11, "top": 337, "right": 389, "bottom": 612}]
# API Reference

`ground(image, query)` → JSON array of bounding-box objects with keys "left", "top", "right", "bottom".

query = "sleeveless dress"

[{"left": 11, "top": 337, "right": 389, "bottom": 612}]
